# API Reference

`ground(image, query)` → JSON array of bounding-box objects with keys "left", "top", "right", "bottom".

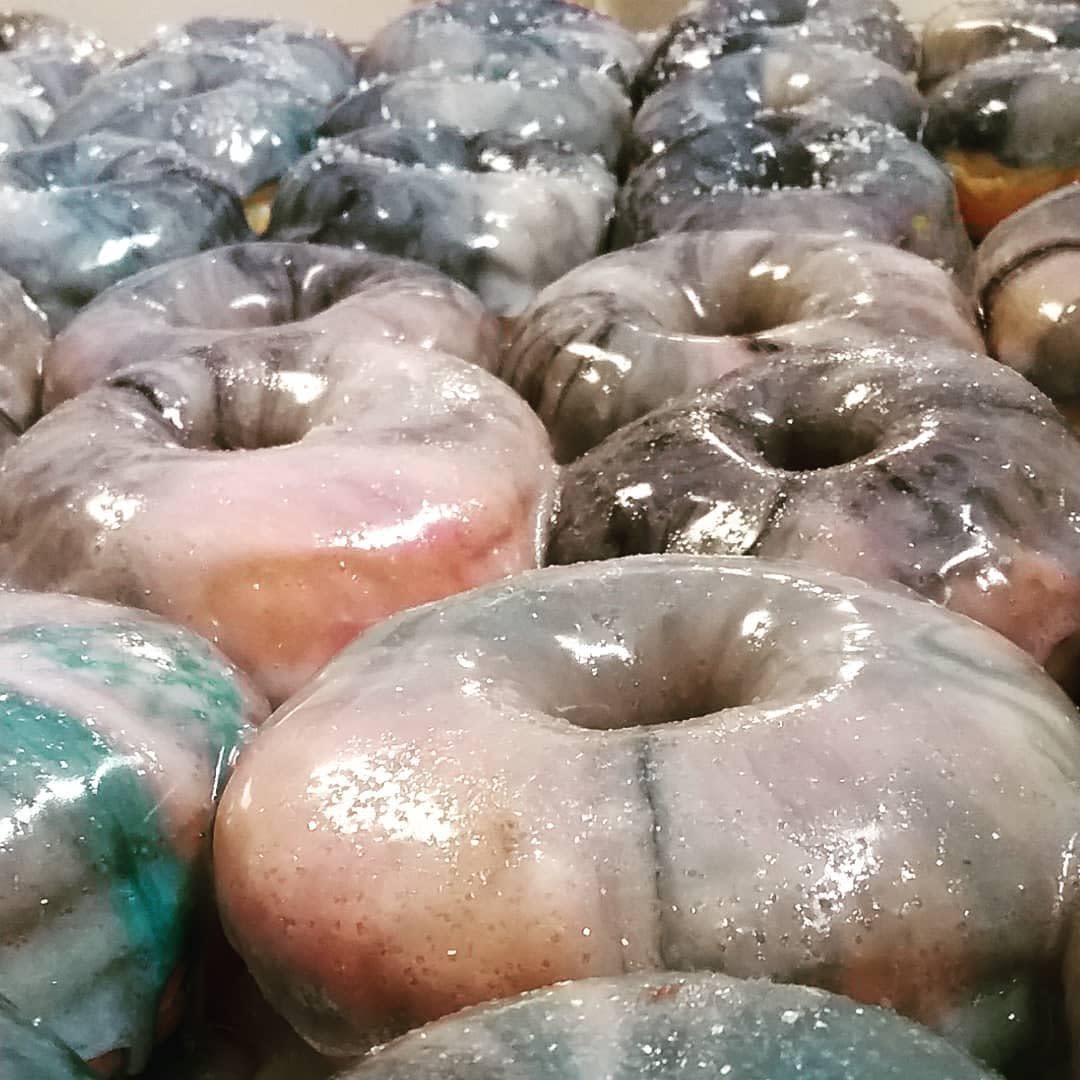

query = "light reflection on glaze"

[
  {"left": 501, "top": 230, "right": 981, "bottom": 461},
  {"left": 0, "top": 591, "right": 265, "bottom": 1073},
  {"left": 0, "top": 267, "right": 48, "bottom": 453},
  {"left": 0, "top": 244, "right": 556, "bottom": 705},
  {"left": 45, "top": 241, "right": 500, "bottom": 408},
  {"left": 549, "top": 343, "right": 1080, "bottom": 681},
  {"left": 214, "top": 555, "right": 1080, "bottom": 1073},
  {"left": 45, "top": 18, "right": 355, "bottom": 198},
  {"left": 341, "top": 974, "right": 999, "bottom": 1079},
  {"left": 0, "top": 134, "right": 250, "bottom": 329}
]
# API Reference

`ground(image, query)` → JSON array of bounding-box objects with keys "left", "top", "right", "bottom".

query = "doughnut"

[
  {"left": 44, "top": 17, "right": 356, "bottom": 225},
  {"left": 0, "top": 266, "right": 48, "bottom": 452},
  {"left": 0, "top": 590, "right": 265, "bottom": 1074},
  {"left": 629, "top": 42, "right": 927, "bottom": 164},
  {"left": 322, "top": 54, "right": 633, "bottom": 168},
  {"left": 341, "top": 974, "right": 998, "bottom": 1079},
  {"left": 358, "top": 0, "right": 644, "bottom": 87},
  {"left": 0, "top": 245, "right": 556, "bottom": 705},
  {"left": 0, "top": 134, "right": 249, "bottom": 329},
  {"left": 974, "top": 182, "right": 1080, "bottom": 420},
  {"left": 267, "top": 0, "right": 642, "bottom": 315},
  {"left": 637, "top": 0, "right": 917, "bottom": 99},
  {"left": 500, "top": 230, "right": 982, "bottom": 461},
  {"left": 44, "top": 242, "right": 501, "bottom": 408},
  {"left": 0, "top": 13, "right": 111, "bottom": 153},
  {"left": 921, "top": 1, "right": 1080, "bottom": 88},
  {"left": 266, "top": 126, "right": 618, "bottom": 317},
  {"left": 213, "top": 554, "right": 1080, "bottom": 1071},
  {"left": 617, "top": 111, "right": 968, "bottom": 261},
  {"left": 549, "top": 342, "right": 1080, "bottom": 683},
  {"left": 924, "top": 49, "right": 1080, "bottom": 237},
  {"left": 2, "top": 993, "right": 93, "bottom": 1079}
]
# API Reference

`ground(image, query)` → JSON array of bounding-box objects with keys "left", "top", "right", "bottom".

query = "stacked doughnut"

[
  {"left": 265, "top": 0, "right": 645, "bottom": 315},
  {"left": 923, "top": 0, "right": 1080, "bottom": 236},
  {"left": 619, "top": 0, "right": 969, "bottom": 268}
]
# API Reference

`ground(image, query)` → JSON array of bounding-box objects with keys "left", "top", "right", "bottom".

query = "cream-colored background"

[{"left": 31, "top": 0, "right": 945, "bottom": 50}]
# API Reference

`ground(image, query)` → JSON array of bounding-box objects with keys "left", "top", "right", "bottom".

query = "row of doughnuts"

[
  {"left": 264, "top": 0, "right": 644, "bottom": 314},
  {"left": 1, "top": 1, "right": 1080, "bottom": 1079}
]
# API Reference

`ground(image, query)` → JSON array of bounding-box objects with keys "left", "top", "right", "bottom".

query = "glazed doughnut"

[
  {"left": 2, "top": 994, "right": 93, "bottom": 1080},
  {"left": 322, "top": 54, "right": 632, "bottom": 168},
  {"left": 550, "top": 343, "right": 1080, "bottom": 682},
  {"left": 629, "top": 42, "right": 927, "bottom": 165},
  {"left": 974, "top": 182, "right": 1080, "bottom": 417},
  {"left": 617, "top": 112, "right": 968, "bottom": 260},
  {"left": 501, "top": 230, "right": 981, "bottom": 461},
  {"left": 213, "top": 555, "right": 1080, "bottom": 1072},
  {"left": 266, "top": 126, "right": 617, "bottom": 317},
  {"left": 0, "top": 267, "right": 48, "bottom": 452},
  {"left": 921, "top": 0, "right": 1080, "bottom": 88},
  {"left": 45, "top": 18, "right": 355, "bottom": 220},
  {"left": 0, "top": 13, "right": 110, "bottom": 153},
  {"left": 0, "top": 134, "right": 249, "bottom": 329},
  {"left": 342, "top": 974, "right": 998, "bottom": 1079},
  {"left": 637, "top": 0, "right": 917, "bottom": 98},
  {"left": 358, "top": 0, "right": 644, "bottom": 87},
  {"left": 924, "top": 49, "right": 1080, "bottom": 236},
  {"left": 0, "top": 590, "right": 264, "bottom": 1074},
  {"left": 44, "top": 242, "right": 500, "bottom": 408},
  {"left": 0, "top": 246, "right": 555, "bottom": 704}
]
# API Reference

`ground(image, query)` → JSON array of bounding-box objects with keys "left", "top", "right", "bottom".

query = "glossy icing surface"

[
  {"left": 215, "top": 555, "right": 1080, "bottom": 1072},
  {"left": 343, "top": 974, "right": 999, "bottom": 1079},
  {"left": 45, "top": 19, "right": 355, "bottom": 198},
  {"left": 502, "top": 230, "right": 981, "bottom": 460},
  {"left": 974, "top": 182, "right": 1080, "bottom": 407},
  {"left": 550, "top": 343, "right": 1080, "bottom": 680},
  {"left": 45, "top": 242, "right": 500, "bottom": 407},
  {"left": 0, "top": 245, "right": 556, "bottom": 704},
  {"left": 0, "top": 591, "right": 265, "bottom": 1071}
]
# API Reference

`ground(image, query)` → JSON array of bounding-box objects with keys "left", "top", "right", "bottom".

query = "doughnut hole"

[{"left": 761, "top": 414, "right": 882, "bottom": 473}]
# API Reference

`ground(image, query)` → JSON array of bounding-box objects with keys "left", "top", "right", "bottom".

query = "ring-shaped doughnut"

[
  {"left": 549, "top": 343, "right": 1080, "bottom": 685},
  {"left": 920, "top": 0, "right": 1080, "bottom": 88},
  {"left": 617, "top": 114, "right": 968, "bottom": 263},
  {"left": 45, "top": 241, "right": 500, "bottom": 408},
  {"left": 0, "top": 134, "right": 249, "bottom": 329},
  {"left": 0, "top": 590, "right": 264, "bottom": 1074},
  {"left": 3, "top": 248, "right": 555, "bottom": 704},
  {"left": 924, "top": 49, "right": 1080, "bottom": 236},
  {"left": 358, "top": 0, "right": 643, "bottom": 88},
  {"left": 500, "top": 230, "right": 981, "bottom": 461},
  {"left": 213, "top": 554, "right": 1080, "bottom": 1071},
  {"left": 45, "top": 18, "right": 355, "bottom": 203},
  {"left": 974, "top": 182, "right": 1080, "bottom": 415},
  {"left": 637, "top": 0, "right": 917, "bottom": 98},
  {"left": 341, "top": 974, "right": 999, "bottom": 1079},
  {"left": 265, "top": 125, "right": 618, "bottom": 318}
]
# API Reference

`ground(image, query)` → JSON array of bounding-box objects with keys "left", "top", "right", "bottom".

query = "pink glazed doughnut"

[{"left": 0, "top": 245, "right": 556, "bottom": 704}]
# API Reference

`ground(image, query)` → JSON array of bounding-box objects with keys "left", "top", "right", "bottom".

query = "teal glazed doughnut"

[
  {"left": 0, "top": 591, "right": 266, "bottom": 1074},
  {"left": 215, "top": 556, "right": 1080, "bottom": 1072},
  {"left": 342, "top": 974, "right": 998, "bottom": 1079}
]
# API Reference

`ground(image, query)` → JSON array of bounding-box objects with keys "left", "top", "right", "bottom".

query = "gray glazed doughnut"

[{"left": 215, "top": 555, "right": 1080, "bottom": 1072}]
